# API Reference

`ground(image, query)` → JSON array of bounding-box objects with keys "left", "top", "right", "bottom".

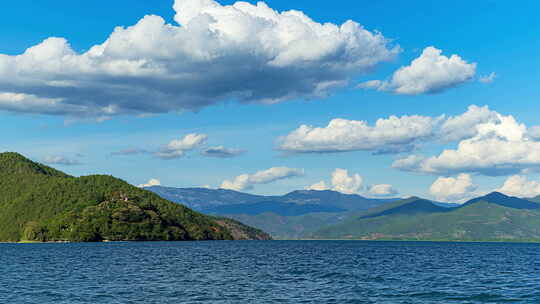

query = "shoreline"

[
  {"left": 286, "top": 238, "right": 540, "bottom": 244},
  {"left": 2, "top": 238, "right": 540, "bottom": 244}
]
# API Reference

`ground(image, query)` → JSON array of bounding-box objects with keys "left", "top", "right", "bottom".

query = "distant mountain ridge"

[
  {"left": 145, "top": 184, "right": 540, "bottom": 242},
  {"left": 205, "top": 201, "right": 346, "bottom": 216},
  {"left": 312, "top": 192, "right": 540, "bottom": 241},
  {"left": 360, "top": 198, "right": 450, "bottom": 219},
  {"left": 144, "top": 186, "right": 445, "bottom": 239},
  {"left": 146, "top": 186, "right": 401, "bottom": 214},
  {"left": 146, "top": 186, "right": 267, "bottom": 210},
  {"left": 463, "top": 192, "right": 540, "bottom": 210},
  {"left": 279, "top": 190, "right": 399, "bottom": 211}
]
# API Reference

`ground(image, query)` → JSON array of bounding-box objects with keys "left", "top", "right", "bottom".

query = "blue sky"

[{"left": 1, "top": 0, "right": 539, "bottom": 201}]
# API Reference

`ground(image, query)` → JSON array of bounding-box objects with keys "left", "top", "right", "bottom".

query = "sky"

[{"left": 1, "top": 0, "right": 539, "bottom": 202}]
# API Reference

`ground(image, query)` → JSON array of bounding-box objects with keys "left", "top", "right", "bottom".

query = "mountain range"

[
  {"left": 312, "top": 193, "right": 540, "bottom": 241},
  {"left": 147, "top": 186, "right": 540, "bottom": 242},
  {"left": 0, "top": 152, "right": 270, "bottom": 242},
  {"left": 146, "top": 186, "right": 403, "bottom": 238},
  {"left": 146, "top": 186, "right": 454, "bottom": 239},
  {"left": 147, "top": 186, "right": 402, "bottom": 214}
]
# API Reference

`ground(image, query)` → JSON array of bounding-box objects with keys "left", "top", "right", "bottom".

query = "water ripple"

[{"left": 1, "top": 241, "right": 539, "bottom": 303}]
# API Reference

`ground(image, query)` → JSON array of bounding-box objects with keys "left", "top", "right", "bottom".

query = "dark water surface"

[{"left": 1, "top": 241, "right": 539, "bottom": 303}]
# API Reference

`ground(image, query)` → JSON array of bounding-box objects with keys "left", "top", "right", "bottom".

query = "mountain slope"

[
  {"left": 0, "top": 152, "right": 270, "bottom": 242},
  {"left": 433, "top": 202, "right": 461, "bottom": 208},
  {"left": 228, "top": 212, "right": 347, "bottom": 239},
  {"left": 205, "top": 201, "right": 345, "bottom": 216},
  {"left": 360, "top": 198, "right": 450, "bottom": 219},
  {"left": 312, "top": 194, "right": 540, "bottom": 241},
  {"left": 463, "top": 192, "right": 540, "bottom": 210},
  {"left": 0, "top": 152, "right": 70, "bottom": 177}
]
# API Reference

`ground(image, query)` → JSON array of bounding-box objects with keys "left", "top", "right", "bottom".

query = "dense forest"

[{"left": 0, "top": 152, "right": 270, "bottom": 242}]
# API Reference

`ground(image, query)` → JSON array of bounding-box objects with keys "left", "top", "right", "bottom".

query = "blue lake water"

[{"left": 2, "top": 241, "right": 539, "bottom": 303}]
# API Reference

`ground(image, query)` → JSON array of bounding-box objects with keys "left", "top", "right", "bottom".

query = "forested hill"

[
  {"left": 0, "top": 152, "right": 271, "bottom": 242},
  {"left": 312, "top": 194, "right": 540, "bottom": 241}
]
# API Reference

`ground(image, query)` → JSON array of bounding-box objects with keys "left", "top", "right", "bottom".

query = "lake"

[{"left": 2, "top": 241, "right": 539, "bottom": 303}]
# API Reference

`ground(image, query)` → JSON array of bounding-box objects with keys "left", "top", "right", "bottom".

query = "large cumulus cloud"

[
  {"left": 278, "top": 114, "right": 442, "bottom": 154},
  {"left": 0, "top": 0, "right": 399, "bottom": 118},
  {"left": 393, "top": 111, "right": 540, "bottom": 176},
  {"left": 497, "top": 175, "right": 540, "bottom": 198},
  {"left": 306, "top": 168, "right": 363, "bottom": 194},
  {"left": 429, "top": 173, "right": 478, "bottom": 202},
  {"left": 358, "top": 46, "right": 476, "bottom": 95},
  {"left": 277, "top": 105, "right": 528, "bottom": 159}
]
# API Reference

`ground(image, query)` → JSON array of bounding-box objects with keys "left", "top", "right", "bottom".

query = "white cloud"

[
  {"left": 220, "top": 166, "right": 304, "bottom": 191},
  {"left": 201, "top": 146, "right": 244, "bottom": 158},
  {"left": 497, "top": 175, "right": 540, "bottom": 198},
  {"left": 249, "top": 167, "right": 304, "bottom": 184},
  {"left": 394, "top": 111, "right": 540, "bottom": 176},
  {"left": 527, "top": 126, "right": 540, "bottom": 140},
  {"left": 429, "top": 173, "right": 478, "bottom": 202},
  {"left": 308, "top": 168, "right": 363, "bottom": 194},
  {"left": 391, "top": 155, "right": 426, "bottom": 172},
  {"left": 138, "top": 178, "right": 161, "bottom": 188},
  {"left": 278, "top": 114, "right": 442, "bottom": 154},
  {"left": 357, "top": 80, "right": 383, "bottom": 90},
  {"left": 155, "top": 133, "right": 207, "bottom": 159},
  {"left": 43, "top": 155, "right": 82, "bottom": 166},
  {"left": 0, "top": 92, "right": 74, "bottom": 115},
  {"left": 359, "top": 46, "right": 476, "bottom": 95},
  {"left": 441, "top": 105, "right": 499, "bottom": 141},
  {"left": 479, "top": 72, "right": 496, "bottom": 84},
  {"left": 308, "top": 169, "right": 398, "bottom": 196},
  {"left": 367, "top": 184, "right": 398, "bottom": 197},
  {"left": 221, "top": 174, "right": 251, "bottom": 191},
  {"left": 114, "top": 133, "right": 241, "bottom": 160},
  {"left": 166, "top": 133, "right": 208, "bottom": 151},
  {"left": 278, "top": 104, "right": 535, "bottom": 164},
  {"left": 305, "top": 181, "right": 329, "bottom": 191},
  {"left": 0, "top": 0, "right": 398, "bottom": 118},
  {"left": 331, "top": 168, "right": 363, "bottom": 194}
]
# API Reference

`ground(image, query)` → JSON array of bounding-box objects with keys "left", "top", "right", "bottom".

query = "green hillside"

[
  {"left": 312, "top": 195, "right": 540, "bottom": 242},
  {"left": 0, "top": 152, "right": 270, "bottom": 242},
  {"left": 227, "top": 212, "right": 347, "bottom": 239}
]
